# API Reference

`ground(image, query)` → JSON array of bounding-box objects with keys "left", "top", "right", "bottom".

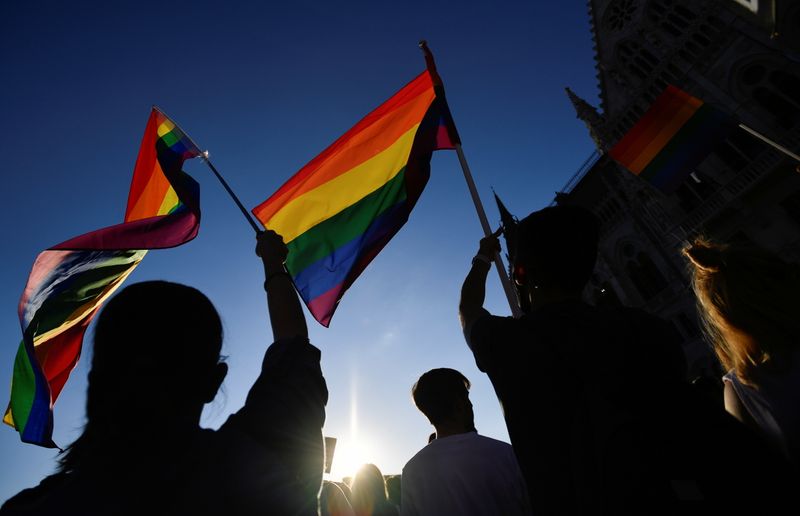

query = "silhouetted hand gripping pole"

[{"left": 419, "top": 40, "right": 521, "bottom": 317}]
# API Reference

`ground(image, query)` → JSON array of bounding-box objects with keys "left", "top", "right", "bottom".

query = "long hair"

[
  {"left": 683, "top": 238, "right": 800, "bottom": 383},
  {"left": 58, "top": 281, "right": 223, "bottom": 473},
  {"left": 350, "top": 463, "right": 390, "bottom": 516}
]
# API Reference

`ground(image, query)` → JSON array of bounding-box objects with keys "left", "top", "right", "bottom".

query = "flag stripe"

[
  {"left": 300, "top": 200, "right": 410, "bottom": 327},
  {"left": 285, "top": 167, "right": 408, "bottom": 274},
  {"left": 307, "top": 282, "right": 344, "bottom": 327},
  {"left": 252, "top": 73, "right": 436, "bottom": 224},
  {"left": 610, "top": 86, "right": 702, "bottom": 166},
  {"left": 4, "top": 342, "right": 35, "bottom": 431},
  {"left": 268, "top": 124, "right": 420, "bottom": 243},
  {"left": 126, "top": 113, "right": 166, "bottom": 221},
  {"left": 625, "top": 99, "right": 701, "bottom": 174},
  {"left": 613, "top": 95, "right": 699, "bottom": 171},
  {"left": 6, "top": 108, "right": 201, "bottom": 447},
  {"left": 608, "top": 84, "right": 732, "bottom": 194},
  {"left": 610, "top": 86, "right": 702, "bottom": 170},
  {"left": 641, "top": 104, "right": 732, "bottom": 191},
  {"left": 28, "top": 251, "right": 144, "bottom": 341},
  {"left": 254, "top": 89, "right": 435, "bottom": 225},
  {"left": 292, "top": 193, "right": 409, "bottom": 300},
  {"left": 252, "top": 70, "right": 455, "bottom": 326}
]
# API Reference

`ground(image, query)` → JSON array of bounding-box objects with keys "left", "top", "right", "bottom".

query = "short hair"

[
  {"left": 412, "top": 368, "right": 470, "bottom": 426},
  {"left": 514, "top": 205, "right": 599, "bottom": 292}
]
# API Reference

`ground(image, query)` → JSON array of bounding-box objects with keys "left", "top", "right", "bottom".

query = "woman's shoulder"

[{"left": 1, "top": 473, "right": 79, "bottom": 515}]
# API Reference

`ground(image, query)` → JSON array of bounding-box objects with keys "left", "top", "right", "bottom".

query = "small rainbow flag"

[
  {"left": 4, "top": 108, "right": 202, "bottom": 447},
  {"left": 252, "top": 70, "right": 459, "bottom": 326},
  {"left": 609, "top": 85, "right": 734, "bottom": 193}
]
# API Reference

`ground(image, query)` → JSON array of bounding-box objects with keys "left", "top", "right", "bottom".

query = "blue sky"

[{"left": 0, "top": 0, "right": 600, "bottom": 500}]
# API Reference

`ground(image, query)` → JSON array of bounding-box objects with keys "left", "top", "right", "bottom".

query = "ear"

[
  {"left": 201, "top": 362, "right": 228, "bottom": 403},
  {"left": 513, "top": 264, "right": 527, "bottom": 286}
]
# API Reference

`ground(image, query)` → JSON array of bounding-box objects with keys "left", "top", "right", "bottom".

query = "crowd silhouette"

[{"left": 3, "top": 205, "right": 799, "bottom": 515}]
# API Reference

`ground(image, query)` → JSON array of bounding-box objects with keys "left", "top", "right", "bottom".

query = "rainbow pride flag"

[
  {"left": 609, "top": 85, "right": 733, "bottom": 193},
  {"left": 4, "top": 108, "right": 203, "bottom": 447},
  {"left": 252, "top": 70, "right": 459, "bottom": 326}
]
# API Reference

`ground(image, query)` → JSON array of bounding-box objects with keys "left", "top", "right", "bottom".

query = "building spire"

[{"left": 565, "top": 86, "right": 608, "bottom": 151}]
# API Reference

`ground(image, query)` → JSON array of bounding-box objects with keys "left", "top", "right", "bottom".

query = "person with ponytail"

[
  {"left": 2, "top": 230, "right": 328, "bottom": 515},
  {"left": 684, "top": 238, "right": 800, "bottom": 465}
]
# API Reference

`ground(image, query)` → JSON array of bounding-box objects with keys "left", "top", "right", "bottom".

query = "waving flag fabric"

[
  {"left": 252, "top": 70, "right": 458, "bottom": 326},
  {"left": 609, "top": 85, "right": 734, "bottom": 193},
  {"left": 4, "top": 108, "right": 202, "bottom": 447}
]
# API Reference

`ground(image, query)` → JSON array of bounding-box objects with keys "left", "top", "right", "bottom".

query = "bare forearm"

[
  {"left": 459, "top": 260, "right": 491, "bottom": 328},
  {"left": 263, "top": 262, "right": 308, "bottom": 341}
]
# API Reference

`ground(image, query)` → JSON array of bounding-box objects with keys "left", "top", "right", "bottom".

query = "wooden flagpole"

[{"left": 418, "top": 41, "right": 522, "bottom": 317}]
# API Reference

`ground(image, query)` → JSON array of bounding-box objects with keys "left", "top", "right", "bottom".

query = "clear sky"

[{"left": 0, "top": 0, "right": 600, "bottom": 501}]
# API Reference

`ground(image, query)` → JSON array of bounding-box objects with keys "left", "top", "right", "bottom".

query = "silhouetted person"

[
  {"left": 401, "top": 368, "right": 531, "bottom": 515},
  {"left": 350, "top": 464, "right": 398, "bottom": 516},
  {"left": 685, "top": 238, "right": 800, "bottom": 465},
  {"left": 384, "top": 475, "right": 401, "bottom": 512},
  {"left": 321, "top": 480, "right": 356, "bottom": 516},
  {"left": 1, "top": 230, "right": 328, "bottom": 515},
  {"left": 459, "top": 205, "right": 791, "bottom": 515}
]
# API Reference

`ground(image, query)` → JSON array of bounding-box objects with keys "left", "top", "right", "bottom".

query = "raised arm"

[
  {"left": 256, "top": 230, "right": 308, "bottom": 340},
  {"left": 459, "top": 229, "right": 502, "bottom": 330}
]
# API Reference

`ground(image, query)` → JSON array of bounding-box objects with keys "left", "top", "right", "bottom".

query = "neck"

[{"left": 433, "top": 423, "right": 474, "bottom": 439}]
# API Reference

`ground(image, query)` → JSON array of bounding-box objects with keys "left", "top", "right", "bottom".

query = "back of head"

[
  {"left": 411, "top": 368, "right": 470, "bottom": 427},
  {"left": 384, "top": 474, "right": 401, "bottom": 507},
  {"left": 350, "top": 463, "right": 389, "bottom": 514},
  {"left": 515, "top": 205, "right": 599, "bottom": 293},
  {"left": 90, "top": 280, "right": 224, "bottom": 407},
  {"left": 321, "top": 480, "right": 356, "bottom": 516},
  {"left": 60, "top": 281, "right": 224, "bottom": 472},
  {"left": 683, "top": 238, "right": 800, "bottom": 381}
]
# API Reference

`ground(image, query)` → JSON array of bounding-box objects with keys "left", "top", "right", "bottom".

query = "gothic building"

[{"left": 559, "top": 0, "right": 800, "bottom": 376}]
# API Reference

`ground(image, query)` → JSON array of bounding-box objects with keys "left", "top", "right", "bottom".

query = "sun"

[{"left": 327, "top": 436, "right": 375, "bottom": 482}]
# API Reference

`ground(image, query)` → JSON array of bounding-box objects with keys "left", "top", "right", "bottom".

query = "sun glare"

[
  {"left": 326, "top": 376, "right": 380, "bottom": 481},
  {"left": 327, "top": 437, "right": 375, "bottom": 481}
]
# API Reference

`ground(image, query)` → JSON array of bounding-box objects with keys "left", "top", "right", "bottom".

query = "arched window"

[
  {"left": 648, "top": 0, "right": 698, "bottom": 38},
  {"left": 617, "top": 40, "right": 660, "bottom": 84},
  {"left": 736, "top": 60, "right": 800, "bottom": 129}
]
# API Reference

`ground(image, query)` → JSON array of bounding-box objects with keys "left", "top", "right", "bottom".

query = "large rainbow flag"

[
  {"left": 4, "top": 108, "right": 203, "bottom": 447},
  {"left": 609, "top": 85, "right": 733, "bottom": 193},
  {"left": 252, "top": 70, "right": 459, "bottom": 326}
]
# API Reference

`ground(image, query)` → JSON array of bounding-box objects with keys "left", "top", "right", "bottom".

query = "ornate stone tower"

[{"left": 557, "top": 0, "right": 800, "bottom": 375}]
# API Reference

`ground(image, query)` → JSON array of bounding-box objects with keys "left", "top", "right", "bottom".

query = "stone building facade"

[{"left": 559, "top": 0, "right": 800, "bottom": 376}]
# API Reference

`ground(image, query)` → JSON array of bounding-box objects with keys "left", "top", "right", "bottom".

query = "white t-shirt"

[
  {"left": 723, "top": 353, "right": 800, "bottom": 464},
  {"left": 400, "top": 431, "right": 532, "bottom": 516}
]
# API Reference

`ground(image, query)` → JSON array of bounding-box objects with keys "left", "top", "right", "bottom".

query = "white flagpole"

[
  {"left": 738, "top": 123, "right": 800, "bottom": 165},
  {"left": 417, "top": 41, "right": 522, "bottom": 317},
  {"left": 455, "top": 144, "right": 524, "bottom": 317}
]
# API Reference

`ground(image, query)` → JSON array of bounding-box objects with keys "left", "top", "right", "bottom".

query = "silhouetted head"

[
  {"left": 320, "top": 480, "right": 355, "bottom": 516},
  {"left": 684, "top": 238, "right": 800, "bottom": 382},
  {"left": 59, "top": 281, "right": 227, "bottom": 472},
  {"left": 513, "top": 205, "right": 599, "bottom": 302},
  {"left": 412, "top": 368, "right": 474, "bottom": 432},
  {"left": 385, "top": 474, "right": 401, "bottom": 508},
  {"left": 350, "top": 463, "right": 389, "bottom": 516}
]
